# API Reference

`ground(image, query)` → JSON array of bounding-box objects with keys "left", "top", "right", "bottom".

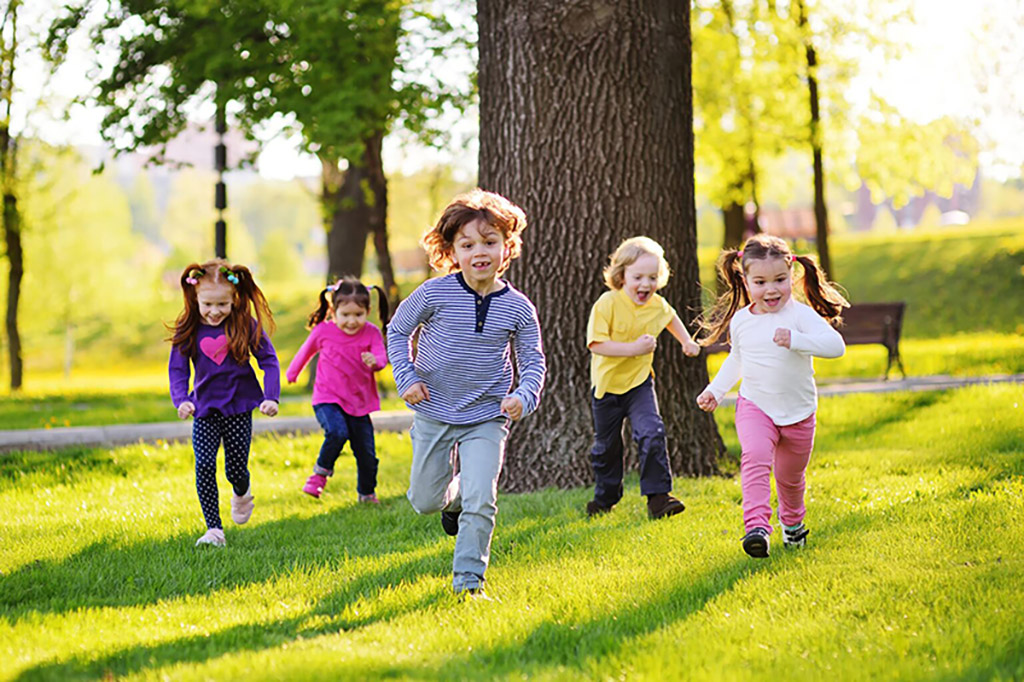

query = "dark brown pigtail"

[
  {"left": 699, "top": 250, "right": 750, "bottom": 346},
  {"left": 794, "top": 254, "right": 849, "bottom": 325},
  {"left": 371, "top": 285, "right": 390, "bottom": 334},
  {"left": 307, "top": 287, "right": 332, "bottom": 329}
]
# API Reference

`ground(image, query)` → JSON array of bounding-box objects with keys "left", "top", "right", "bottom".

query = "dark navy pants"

[
  {"left": 313, "top": 403, "right": 378, "bottom": 496},
  {"left": 590, "top": 376, "right": 673, "bottom": 507},
  {"left": 193, "top": 412, "right": 252, "bottom": 530}
]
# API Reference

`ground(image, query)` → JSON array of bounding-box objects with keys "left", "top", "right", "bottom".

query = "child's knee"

[{"left": 406, "top": 488, "right": 445, "bottom": 515}]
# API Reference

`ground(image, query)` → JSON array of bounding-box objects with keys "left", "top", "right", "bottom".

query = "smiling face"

[
  {"left": 454, "top": 218, "right": 507, "bottom": 289},
  {"left": 743, "top": 256, "right": 792, "bottom": 314},
  {"left": 196, "top": 281, "right": 234, "bottom": 326},
  {"left": 333, "top": 300, "right": 369, "bottom": 335},
  {"left": 623, "top": 253, "right": 662, "bottom": 305}
]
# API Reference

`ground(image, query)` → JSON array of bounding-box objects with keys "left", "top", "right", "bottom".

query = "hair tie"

[
  {"left": 326, "top": 282, "right": 340, "bottom": 293},
  {"left": 186, "top": 268, "right": 205, "bottom": 286},
  {"left": 737, "top": 250, "right": 744, "bottom": 258},
  {"left": 219, "top": 265, "right": 240, "bottom": 285},
  {"left": 185, "top": 277, "right": 198, "bottom": 285}
]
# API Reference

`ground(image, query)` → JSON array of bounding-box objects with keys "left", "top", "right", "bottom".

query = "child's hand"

[
  {"left": 635, "top": 334, "right": 657, "bottom": 354},
  {"left": 177, "top": 401, "right": 195, "bottom": 420},
  {"left": 361, "top": 351, "right": 377, "bottom": 368},
  {"left": 696, "top": 390, "right": 718, "bottom": 412},
  {"left": 681, "top": 339, "right": 701, "bottom": 357},
  {"left": 402, "top": 382, "right": 430, "bottom": 405},
  {"left": 773, "top": 328, "right": 792, "bottom": 348},
  {"left": 260, "top": 400, "right": 279, "bottom": 417},
  {"left": 500, "top": 396, "right": 524, "bottom": 421}
]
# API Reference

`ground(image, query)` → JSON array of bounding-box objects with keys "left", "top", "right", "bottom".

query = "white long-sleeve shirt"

[{"left": 705, "top": 299, "right": 845, "bottom": 425}]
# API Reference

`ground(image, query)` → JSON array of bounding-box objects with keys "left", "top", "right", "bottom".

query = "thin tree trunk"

[
  {"left": 796, "top": 0, "right": 832, "bottom": 277},
  {"left": 722, "top": 200, "right": 746, "bottom": 250},
  {"left": 479, "top": 0, "right": 724, "bottom": 492},
  {"left": 321, "top": 150, "right": 372, "bottom": 281},
  {"left": 1, "top": 0, "right": 22, "bottom": 391},
  {"left": 364, "top": 131, "right": 399, "bottom": 309}
]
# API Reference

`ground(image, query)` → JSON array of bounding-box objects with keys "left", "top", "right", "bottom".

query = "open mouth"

[
  {"left": 471, "top": 261, "right": 491, "bottom": 271},
  {"left": 763, "top": 297, "right": 781, "bottom": 308},
  {"left": 635, "top": 290, "right": 651, "bottom": 302}
]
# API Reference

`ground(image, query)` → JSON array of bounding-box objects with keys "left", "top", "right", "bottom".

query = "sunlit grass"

[{"left": 2, "top": 385, "right": 1022, "bottom": 680}]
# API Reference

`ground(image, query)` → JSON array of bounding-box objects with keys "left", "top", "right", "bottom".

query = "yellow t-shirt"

[{"left": 587, "top": 288, "right": 677, "bottom": 398}]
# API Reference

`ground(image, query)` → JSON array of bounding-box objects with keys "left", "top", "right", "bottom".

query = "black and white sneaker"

[
  {"left": 742, "top": 527, "right": 771, "bottom": 558},
  {"left": 783, "top": 523, "right": 809, "bottom": 548},
  {"left": 441, "top": 510, "right": 461, "bottom": 536}
]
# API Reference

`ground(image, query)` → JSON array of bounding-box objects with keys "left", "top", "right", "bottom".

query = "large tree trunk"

[
  {"left": 796, "top": 0, "right": 832, "bottom": 277},
  {"left": 479, "top": 0, "right": 724, "bottom": 492}
]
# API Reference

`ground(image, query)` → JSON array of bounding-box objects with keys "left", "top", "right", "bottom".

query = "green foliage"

[
  {"left": 1, "top": 386, "right": 1022, "bottom": 679},
  {"left": 45, "top": 0, "right": 471, "bottom": 167},
  {"left": 850, "top": 101, "right": 977, "bottom": 208}
]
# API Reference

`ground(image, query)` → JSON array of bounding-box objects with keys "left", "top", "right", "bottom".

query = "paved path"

[{"left": 1, "top": 373, "right": 1021, "bottom": 454}]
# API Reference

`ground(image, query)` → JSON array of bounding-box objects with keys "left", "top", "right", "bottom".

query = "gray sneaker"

[{"left": 783, "top": 523, "right": 809, "bottom": 548}]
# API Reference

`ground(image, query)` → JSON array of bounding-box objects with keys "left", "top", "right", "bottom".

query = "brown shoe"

[
  {"left": 647, "top": 493, "right": 685, "bottom": 519},
  {"left": 586, "top": 500, "right": 613, "bottom": 518}
]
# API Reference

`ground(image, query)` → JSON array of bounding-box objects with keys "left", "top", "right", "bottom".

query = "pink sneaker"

[
  {"left": 195, "top": 528, "right": 226, "bottom": 547},
  {"left": 358, "top": 493, "right": 380, "bottom": 504},
  {"left": 231, "top": 487, "right": 255, "bottom": 524},
  {"left": 303, "top": 474, "right": 327, "bottom": 498}
]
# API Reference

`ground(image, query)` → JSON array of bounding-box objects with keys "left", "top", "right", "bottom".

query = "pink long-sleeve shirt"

[{"left": 286, "top": 321, "right": 387, "bottom": 417}]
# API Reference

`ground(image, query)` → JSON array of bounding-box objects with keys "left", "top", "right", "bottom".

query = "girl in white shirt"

[{"left": 696, "top": 235, "right": 848, "bottom": 558}]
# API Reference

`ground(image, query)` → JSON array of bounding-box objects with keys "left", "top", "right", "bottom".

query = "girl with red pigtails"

[{"left": 168, "top": 259, "right": 280, "bottom": 548}]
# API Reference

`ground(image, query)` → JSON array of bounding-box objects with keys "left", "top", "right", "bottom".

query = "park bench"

[{"left": 704, "top": 302, "right": 907, "bottom": 380}]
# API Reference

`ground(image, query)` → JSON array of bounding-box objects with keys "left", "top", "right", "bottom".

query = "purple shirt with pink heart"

[{"left": 169, "top": 323, "right": 281, "bottom": 418}]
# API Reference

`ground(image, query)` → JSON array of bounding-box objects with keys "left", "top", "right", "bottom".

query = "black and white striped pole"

[{"left": 214, "top": 100, "right": 227, "bottom": 259}]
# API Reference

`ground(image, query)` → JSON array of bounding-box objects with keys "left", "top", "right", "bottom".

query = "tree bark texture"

[{"left": 478, "top": 0, "right": 725, "bottom": 493}]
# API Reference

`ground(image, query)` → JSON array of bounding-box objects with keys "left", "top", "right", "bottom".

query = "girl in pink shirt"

[{"left": 286, "top": 279, "right": 390, "bottom": 502}]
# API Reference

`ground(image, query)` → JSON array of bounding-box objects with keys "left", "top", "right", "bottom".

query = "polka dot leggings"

[{"left": 193, "top": 412, "right": 252, "bottom": 530}]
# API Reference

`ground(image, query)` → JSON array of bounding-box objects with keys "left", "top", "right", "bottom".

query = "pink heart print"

[{"left": 199, "top": 335, "right": 229, "bottom": 365}]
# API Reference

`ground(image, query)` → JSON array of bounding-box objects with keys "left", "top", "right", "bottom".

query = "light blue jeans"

[{"left": 406, "top": 414, "right": 509, "bottom": 591}]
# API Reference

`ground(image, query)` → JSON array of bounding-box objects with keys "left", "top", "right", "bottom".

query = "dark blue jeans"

[
  {"left": 590, "top": 376, "right": 673, "bottom": 507},
  {"left": 313, "top": 403, "right": 378, "bottom": 496}
]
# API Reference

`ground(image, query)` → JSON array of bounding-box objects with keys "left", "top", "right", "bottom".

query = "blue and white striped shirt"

[{"left": 386, "top": 272, "right": 546, "bottom": 425}]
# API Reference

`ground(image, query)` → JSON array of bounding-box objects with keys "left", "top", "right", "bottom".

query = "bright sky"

[{"left": 14, "top": 0, "right": 1023, "bottom": 182}]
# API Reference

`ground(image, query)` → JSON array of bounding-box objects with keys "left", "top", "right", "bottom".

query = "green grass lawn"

[{"left": 2, "top": 385, "right": 1021, "bottom": 680}]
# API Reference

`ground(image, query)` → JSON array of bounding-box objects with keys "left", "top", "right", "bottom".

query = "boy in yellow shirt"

[{"left": 586, "top": 237, "right": 701, "bottom": 519}]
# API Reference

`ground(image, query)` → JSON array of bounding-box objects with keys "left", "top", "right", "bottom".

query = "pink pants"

[{"left": 735, "top": 396, "right": 816, "bottom": 533}]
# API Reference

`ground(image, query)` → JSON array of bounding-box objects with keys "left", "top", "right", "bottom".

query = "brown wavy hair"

[
  {"left": 699, "top": 234, "right": 849, "bottom": 346},
  {"left": 420, "top": 188, "right": 527, "bottom": 274},
  {"left": 168, "top": 259, "right": 275, "bottom": 364},
  {"left": 307, "top": 277, "right": 390, "bottom": 333}
]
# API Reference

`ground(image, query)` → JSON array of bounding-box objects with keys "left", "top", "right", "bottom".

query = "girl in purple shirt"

[
  {"left": 168, "top": 260, "right": 280, "bottom": 548},
  {"left": 286, "top": 279, "right": 390, "bottom": 503}
]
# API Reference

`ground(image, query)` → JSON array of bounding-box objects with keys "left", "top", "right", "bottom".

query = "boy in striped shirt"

[{"left": 387, "top": 189, "right": 546, "bottom": 597}]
